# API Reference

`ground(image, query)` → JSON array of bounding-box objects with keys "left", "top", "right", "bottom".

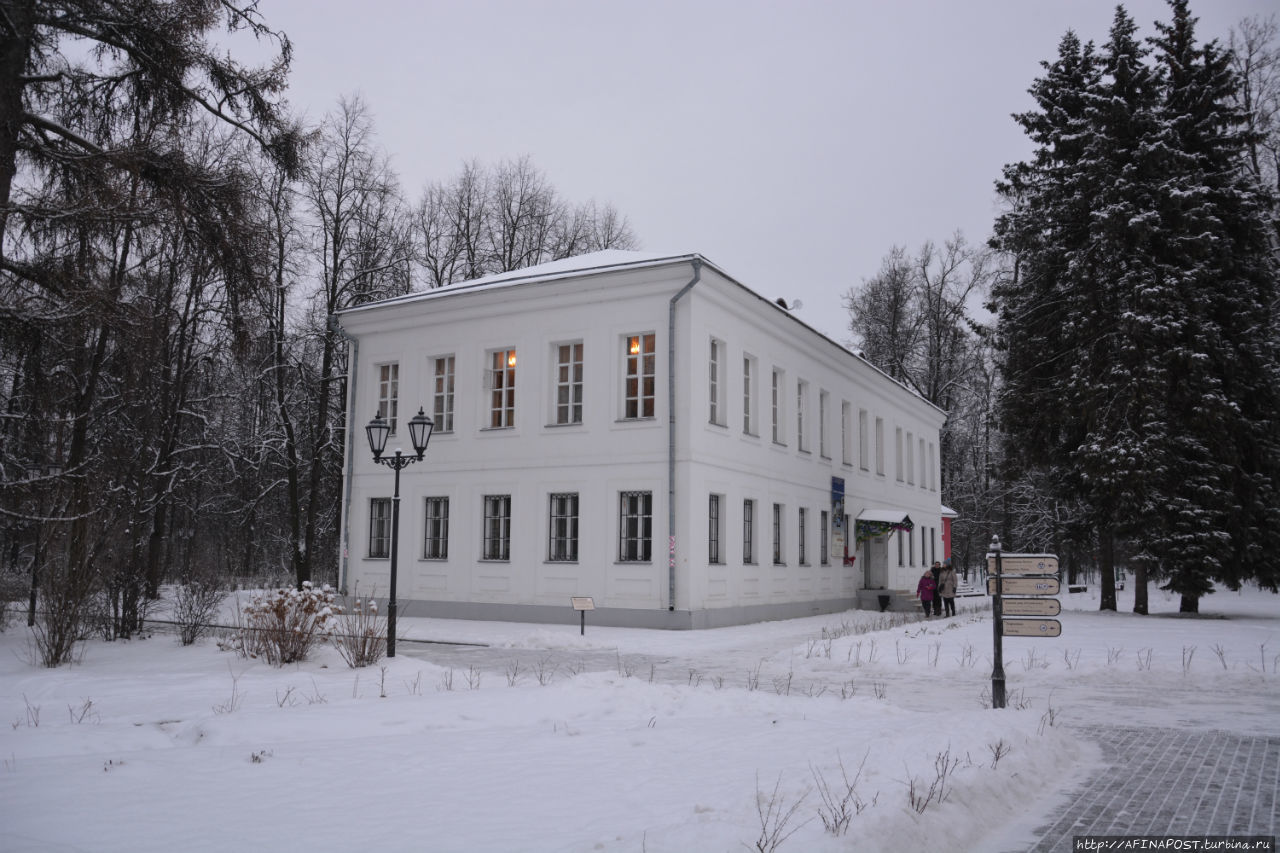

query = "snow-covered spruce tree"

[
  {"left": 991, "top": 27, "right": 1124, "bottom": 609},
  {"left": 993, "top": 2, "right": 1280, "bottom": 614},
  {"left": 1147, "top": 1, "right": 1280, "bottom": 610}
]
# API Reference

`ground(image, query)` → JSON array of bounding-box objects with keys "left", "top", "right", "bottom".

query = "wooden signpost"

[
  {"left": 1001, "top": 618, "right": 1062, "bottom": 637},
  {"left": 987, "top": 540, "right": 1062, "bottom": 709},
  {"left": 987, "top": 577, "right": 1061, "bottom": 596}
]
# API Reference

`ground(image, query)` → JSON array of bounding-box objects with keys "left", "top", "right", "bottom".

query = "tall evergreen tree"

[{"left": 993, "top": 2, "right": 1280, "bottom": 614}]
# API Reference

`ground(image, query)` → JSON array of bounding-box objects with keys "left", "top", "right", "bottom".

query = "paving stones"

[{"left": 1025, "top": 727, "right": 1279, "bottom": 851}]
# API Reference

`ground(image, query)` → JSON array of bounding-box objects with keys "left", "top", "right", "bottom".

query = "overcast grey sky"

[{"left": 265, "top": 0, "right": 1274, "bottom": 341}]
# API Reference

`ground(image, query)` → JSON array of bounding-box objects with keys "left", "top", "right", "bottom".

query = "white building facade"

[{"left": 335, "top": 251, "right": 946, "bottom": 628}]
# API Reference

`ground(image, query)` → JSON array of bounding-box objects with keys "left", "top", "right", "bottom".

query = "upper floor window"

[
  {"left": 841, "top": 401, "right": 853, "bottom": 465},
  {"left": 624, "top": 334, "right": 656, "bottom": 419},
  {"left": 819, "top": 391, "right": 829, "bottom": 458},
  {"left": 709, "top": 339, "right": 725, "bottom": 426},
  {"left": 919, "top": 437, "right": 927, "bottom": 489},
  {"left": 906, "top": 431, "right": 915, "bottom": 485},
  {"left": 554, "top": 342, "right": 584, "bottom": 425},
  {"left": 859, "top": 409, "right": 870, "bottom": 470},
  {"left": 743, "top": 355, "right": 757, "bottom": 435},
  {"left": 771, "top": 369, "right": 784, "bottom": 444},
  {"left": 377, "top": 363, "right": 399, "bottom": 434},
  {"left": 423, "top": 496, "right": 449, "bottom": 559},
  {"left": 548, "top": 493, "right": 579, "bottom": 562},
  {"left": 431, "top": 356, "right": 455, "bottom": 433},
  {"left": 895, "top": 427, "right": 904, "bottom": 482},
  {"left": 875, "top": 417, "right": 885, "bottom": 475},
  {"left": 796, "top": 380, "right": 809, "bottom": 452},
  {"left": 929, "top": 442, "right": 937, "bottom": 491},
  {"left": 487, "top": 349, "right": 516, "bottom": 429}
]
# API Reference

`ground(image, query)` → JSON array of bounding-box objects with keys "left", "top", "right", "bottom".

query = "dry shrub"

[
  {"left": 221, "top": 582, "right": 339, "bottom": 666},
  {"left": 332, "top": 589, "right": 386, "bottom": 668}
]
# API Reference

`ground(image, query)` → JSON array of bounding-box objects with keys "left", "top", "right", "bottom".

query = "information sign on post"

[
  {"left": 1002, "top": 597, "right": 1061, "bottom": 617},
  {"left": 571, "top": 597, "right": 594, "bottom": 636},
  {"left": 987, "top": 554, "right": 1060, "bottom": 575},
  {"left": 1002, "top": 618, "right": 1062, "bottom": 637},
  {"left": 987, "top": 577, "right": 1061, "bottom": 596}
]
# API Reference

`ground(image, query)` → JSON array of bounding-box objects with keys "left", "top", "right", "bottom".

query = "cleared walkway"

[{"left": 1024, "top": 727, "right": 1279, "bottom": 851}]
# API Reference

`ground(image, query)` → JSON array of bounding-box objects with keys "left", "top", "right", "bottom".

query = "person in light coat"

[{"left": 937, "top": 561, "right": 958, "bottom": 617}]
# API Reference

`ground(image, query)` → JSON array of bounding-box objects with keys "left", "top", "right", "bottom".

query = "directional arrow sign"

[
  {"left": 1002, "top": 618, "right": 1062, "bottom": 637},
  {"left": 988, "top": 577, "right": 1061, "bottom": 596},
  {"left": 1002, "top": 597, "right": 1062, "bottom": 617},
  {"left": 987, "top": 554, "right": 1059, "bottom": 575}
]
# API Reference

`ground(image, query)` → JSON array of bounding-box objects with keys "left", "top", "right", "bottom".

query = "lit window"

[
  {"left": 623, "top": 334, "right": 656, "bottom": 419},
  {"left": 488, "top": 349, "right": 516, "bottom": 428}
]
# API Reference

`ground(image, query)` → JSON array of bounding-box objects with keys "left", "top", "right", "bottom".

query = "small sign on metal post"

[
  {"left": 987, "top": 577, "right": 1062, "bottom": 596},
  {"left": 571, "top": 596, "right": 594, "bottom": 636},
  {"left": 987, "top": 542, "right": 1064, "bottom": 710},
  {"left": 1001, "top": 618, "right": 1062, "bottom": 637}
]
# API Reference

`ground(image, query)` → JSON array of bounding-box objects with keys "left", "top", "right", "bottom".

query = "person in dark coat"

[
  {"left": 930, "top": 561, "right": 944, "bottom": 616},
  {"left": 916, "top": 570, "right": 937, "bottom": 618}
]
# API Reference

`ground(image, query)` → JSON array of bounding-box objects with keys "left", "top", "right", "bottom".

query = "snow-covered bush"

[
  {"left": 171, "top": 575, "right": 228, "bottom": 646},
  {"left": 221, "top": 583, "right": 339, "bottom": 666},
  {"left": 331, "top": 589, "right": 386, "bottom": 668}
]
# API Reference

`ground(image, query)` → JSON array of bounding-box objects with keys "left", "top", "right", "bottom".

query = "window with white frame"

[
  {"left": 771, "top": 368, "right": 784, "bottom": 443},
  {"left": 819, "top": 391, "right": 829, "bottom": 457},
  {"left": 623, "top": 334, "right": 656, "bottom": 419},
  {"left": 708, "top": 494, "right": 723, "bottom": 564},
  {"left": 798, "top": 507, "right": 808, "bottom": 565},
  {"left": 709, "top": 339, "right": 725, "bottom": 426},
  {"left": 841, "top": 401, "right": 852, "bottom": 465},
  {"left": 431, "top": 356, "right": 455, "bottom": 433},
  {"left": 906, "top": 431, "right": 915, "bottom": 485},
  {"left": 929, "top": 443, "right": 937, "bottom": 491},
  {"left": 482, "top": 494, "right": 511, "bottom": 560},
  {"left": 619, "top": 491, "right": 652, "bottom": 561},
  {"left": 487, "top": 349, "right": 517, "bottom": 429},
  {"left": 919, "top": 437, "right": 927, "bottom": 488},
  {"left": 743, "top": 355, "right": 757, "bottom": 435},
  {"left": 859, "top": 409, "right": 870, "bottom": 470},
  {"left": 743, "top": 499, "right": 755, "bottom": 564},
  {"left": 423, "top": 497, "right": 449, "bottom": 559},
  {"left": 548, "top": 493, "right": 579, "bottom": 562},
  {"left": 554, "top": 342, "right": 584, "bottom": 425},
  {"left": 796, "top": 380, "right": 809, "bottom": 452},
  {"left": 820, "top": 510, "right": 829, "bottom": 565},
  {"left": 377, "top": 363, "right": 399, "bottom": 434},
  {"left": 369, "top": 498, "right": 391, "bottom": 558},
  {"left": 931, "top": 527, "right": 937, "bottom": 564},
  {"left": 772, "top": 502, "right": 784, "bottom": 565},
  {"left": 895, "top": 427, "right": 904, "bottom": 481},
  {"left": 875, "top": 417, "right": 885, "bottom": 475}
]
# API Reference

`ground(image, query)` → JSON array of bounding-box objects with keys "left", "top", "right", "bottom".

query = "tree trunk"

[
  {"left": 1132, "top": 563, "right": 1148, "bottom": 615},
  {"left": 1098, "top": 528, "right": 1117, "bottom": 611},
  {"left": 1179, "top": 594, "right": 1199, "bottom": 613}
]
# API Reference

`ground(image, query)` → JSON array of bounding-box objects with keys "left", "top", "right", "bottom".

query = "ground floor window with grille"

[
  {"left": 708, "top": 494, "right": 722, "bottom": 564},
  {"left": 548, "top": 493, "right": 579, "bottom": 561},
  {"left": 820, "top": 510, "right": 829, "bottom": 565},
  {"left": 368, "top": 498, "right": 391, "bottom": 558},
  {"left": 743, "top": 499, "right": 755, "bottom": 564},
  {"left": 619, "top": 491, "right": 652, "bottom": 562},
  {"left": 483, "top": 494, "right": 511, "bottom": 561},
  {"left": 423, "top": 497, "right": 449, "bottom": 559},
  {"left": 772, "top": 503, "right": 784, "bottom": 565}
]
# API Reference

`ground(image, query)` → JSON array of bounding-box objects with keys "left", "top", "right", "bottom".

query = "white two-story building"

[{"left": 335, "top": 250, "right": 946, "bottom": 628}]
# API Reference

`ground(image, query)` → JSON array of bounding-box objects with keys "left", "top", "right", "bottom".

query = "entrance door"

[{"left": 864, "top": 536, "right": 888, "bottom": 589}]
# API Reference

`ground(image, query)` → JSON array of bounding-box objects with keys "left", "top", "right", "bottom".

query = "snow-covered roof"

[
  {"left": 338, "top": 249, "right": 709, "bottom": 315},
  {"left": 336, "top": 249, "right": 946, "bottom": 418},
  {"left": 856, "top": 509, "right": 914, "bottom": 525}
]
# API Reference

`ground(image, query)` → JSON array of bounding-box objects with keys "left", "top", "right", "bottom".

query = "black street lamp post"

[{"left": 365, "top": 407, "right": 433, "bottom": 658}]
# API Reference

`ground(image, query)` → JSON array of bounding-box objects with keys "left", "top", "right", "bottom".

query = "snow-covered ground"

[{"left": 1, "top": 583, "right": 1275, "bottom": 853}]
